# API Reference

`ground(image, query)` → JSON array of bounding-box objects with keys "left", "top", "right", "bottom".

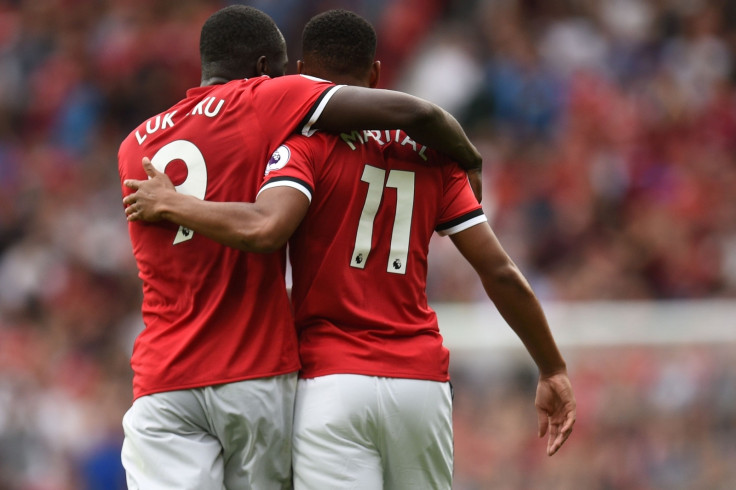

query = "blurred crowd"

[
  {"left": 451, "top": 344, "right": 736, "bottom": 489},
  {"left": 0, "top": 0, "right": 734, "bottom": 488},
  {"left": 419, "top": 0, "right": 736, "bottom": 302}
]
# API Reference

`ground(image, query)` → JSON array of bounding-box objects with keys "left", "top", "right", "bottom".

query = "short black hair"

[
  {"left": 302, "top": 9, "right": 376, "bottom": 79},
  {"left": 199, "top": 5, "right": 285, "bottom": 79}
]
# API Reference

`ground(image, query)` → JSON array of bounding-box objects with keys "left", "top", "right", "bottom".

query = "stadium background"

[{"left": 0, "top": 0, "right": 735, "bottom": 488}]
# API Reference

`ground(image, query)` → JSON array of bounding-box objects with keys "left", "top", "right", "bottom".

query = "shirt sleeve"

[
  {"left": 258, "top": 134, "right": 318, "bottom": 202},
  {"left": 251, "top": 75, "right": 344, "bottom": 139},
  {"left": 435, "top": 164, "right": 487, "bottom": 236}
]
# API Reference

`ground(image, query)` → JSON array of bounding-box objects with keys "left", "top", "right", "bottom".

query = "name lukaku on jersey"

[
  {"left": 340, "top": 130, "right": 429, "bottom": 162},
  {"left": 134, "top": 96, "right": 226, "bottom": 145}
]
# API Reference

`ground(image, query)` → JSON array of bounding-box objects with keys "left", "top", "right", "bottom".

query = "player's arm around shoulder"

[{"left": 315, "top": 86, "right": 482, "bottom": 185}]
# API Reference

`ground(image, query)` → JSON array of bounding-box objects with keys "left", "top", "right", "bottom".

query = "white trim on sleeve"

[
  {"left": 258, "top": 180, "right": 313, "bottom": 203},
  {"left": 437, "top": 214, "right": 487, "bottom": 236}
]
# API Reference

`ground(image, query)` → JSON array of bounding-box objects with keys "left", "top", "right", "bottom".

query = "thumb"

[{"left": 142, "top": 157, "right": 158, "bottom": 178}]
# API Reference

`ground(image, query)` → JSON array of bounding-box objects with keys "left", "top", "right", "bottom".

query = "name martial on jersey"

[{"left": 340, "top": 129, "right": 429, "bottom": 162}]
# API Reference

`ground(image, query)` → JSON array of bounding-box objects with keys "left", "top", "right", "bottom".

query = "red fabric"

[
  {"left": 262, "top": 129, "right": 484, "bottom": 381},
  {"left": 118, "top": 75, "right": 337, "bottom": 399}
]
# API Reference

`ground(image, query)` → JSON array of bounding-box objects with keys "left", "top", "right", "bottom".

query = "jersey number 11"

[{"left": 350, "top": 165, "right": 415, "bottom": 275}]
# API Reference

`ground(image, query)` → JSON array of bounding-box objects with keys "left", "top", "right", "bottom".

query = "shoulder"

[
  {"left": 254, "top": 74, "right": 334, "bottom": 92},
  {"left": 279, "top": 132, "right": 334, "bottom": 159}
]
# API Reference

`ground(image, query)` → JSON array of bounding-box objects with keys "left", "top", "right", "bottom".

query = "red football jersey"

[
  {"left": 118, "top": 75, "right": 341, "bottom": 399},
  {"left": 260, "top": 129, "right": 486, "bottom": 381}
]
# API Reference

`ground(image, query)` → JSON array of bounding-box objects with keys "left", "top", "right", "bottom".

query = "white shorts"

[
  {"left": 292, "top": 374, "right": 453, "bottom": 490},
  {"left": 121, "top": 374, "right": 297, "bottom": 490}
]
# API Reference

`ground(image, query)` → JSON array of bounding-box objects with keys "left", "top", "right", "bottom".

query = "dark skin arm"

[
  {"left": 124, "top": 158, "right": 308, "bottom": 253},
  {"left": 449, "top": 223, "right": 577, "bottom": 456},
  {"left": 316, "top": 87, "right": 482, "bottom": 202}
]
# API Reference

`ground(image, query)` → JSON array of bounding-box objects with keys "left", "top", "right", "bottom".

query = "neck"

[
  {"left": 200, "top": 76, "right": 233, "bottom": 87},
  {"left": 309, "top": 72, "right": 368, "bottom": 87}
]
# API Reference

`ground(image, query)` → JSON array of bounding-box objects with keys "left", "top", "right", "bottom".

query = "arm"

[
  {"left": 317, "top": 87, "right": 482, "bottom": 201},
  {"left": 123, "top": 158, "right": 309, "bottom": 252},
  {"left": 449, "top": 222, "right": 576, "bottom": 456}
]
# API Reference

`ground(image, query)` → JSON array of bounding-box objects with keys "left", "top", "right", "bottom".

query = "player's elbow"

[
  {"left": 483, "top": 261, "right": 534, "bottom": 297},
  {"left": 403, "top": 99, "right": 440, "bottom": 129},
  {"left": 376, "top": 92, "right": 440, "bottom": 129}
]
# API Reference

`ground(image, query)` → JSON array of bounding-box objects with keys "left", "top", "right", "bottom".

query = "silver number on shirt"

[
  {"left": 350, "top": 165, "right": 415, "bottom": 274},
  {"left": 150, "top": 140, "right": 208, "bottom": 245}
]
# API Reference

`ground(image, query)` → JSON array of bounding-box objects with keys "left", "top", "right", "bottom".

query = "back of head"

[
  {"left": 200, "top": 5, "right": 286, "bottom": 81},
  {"left": 302, "top": 9, "right": 377, "bottom": 85}
]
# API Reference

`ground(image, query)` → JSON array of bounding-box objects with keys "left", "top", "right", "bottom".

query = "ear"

[
  {"left": 369, "top": 60, "right": 381, "bottom": 88},
  {"left": 256, "top": 55, "right": 269, "bottom": 76},
  {"left": 296, "top": 60, "right": 304, "bottom": 74}
]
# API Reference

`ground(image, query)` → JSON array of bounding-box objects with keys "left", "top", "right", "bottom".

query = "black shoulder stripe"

[
  {"left": 264, "top": 175, "right": 314, "bottom": 195},
  {"left": 436, "top": 208, "right": 485, "bottom": 232}
]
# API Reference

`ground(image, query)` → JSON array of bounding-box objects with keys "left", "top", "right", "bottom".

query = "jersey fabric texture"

[
  {"left": 118, "top": 75, "right": 341, "bottom": 400},
  {"left": 259, "top": 129, "right": 486, "bottom": 381}
]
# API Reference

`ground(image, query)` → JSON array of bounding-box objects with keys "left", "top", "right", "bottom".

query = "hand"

[
  {"left": 123, "top": 157, "right": 176, "bottom": 222},
  {"left": 535, "top": 371, "right": 576, "bottom": 456}
]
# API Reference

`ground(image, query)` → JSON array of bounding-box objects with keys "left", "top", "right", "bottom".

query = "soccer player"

[
  {"left": 122, "top": 9, "right": 575, "bottom": 490},
  {"left": 117, "top": 5, "right": 483, "bottom": 489}
]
